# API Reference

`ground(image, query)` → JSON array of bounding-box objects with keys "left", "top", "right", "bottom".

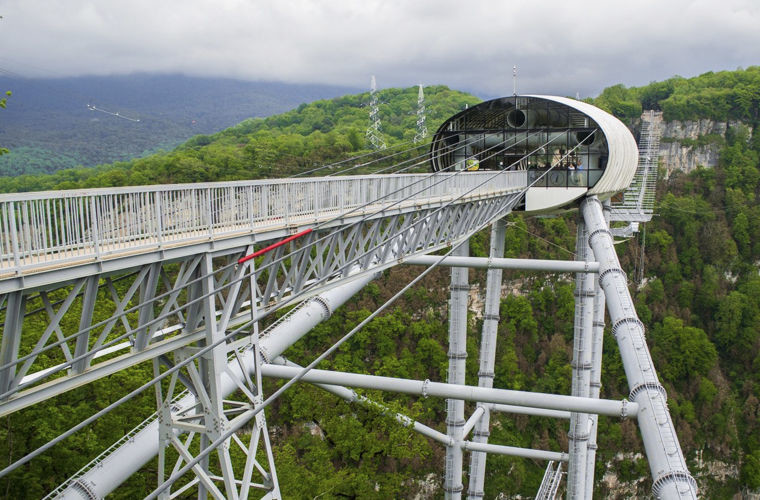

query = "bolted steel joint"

[
  {"left": 629, "top": 382, "right": 668, "bottom": 403},
  {"left": 421, "top": 379, "right": 430, "bottom": 398}
]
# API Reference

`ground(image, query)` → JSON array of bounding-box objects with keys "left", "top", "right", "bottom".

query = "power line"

[
  {"left": 1, "top": 127, "right": 587, "bottom": 480},
  {"left": 0, "top": 128, "right": 561, "bottom": 477},
  {"left": 0, "top": 131, "right": 518, "bottom": 386},
  {"left": 86, "top": 103, "right": 140, "bottom": 122},
  {"left": 146, "top": 130, "right": 594, "bottom": 498}
]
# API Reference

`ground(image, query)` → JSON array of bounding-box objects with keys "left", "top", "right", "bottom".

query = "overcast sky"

[{"left": 1, "top": 0, "right": 759, "bottom": 98}]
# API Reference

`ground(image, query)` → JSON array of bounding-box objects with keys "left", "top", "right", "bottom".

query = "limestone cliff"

[{"left": 638, "top": 112, "right": 750, "bottom": 176}]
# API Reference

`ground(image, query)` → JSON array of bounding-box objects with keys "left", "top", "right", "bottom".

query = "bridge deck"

[{"left": 0, "top": 172, "right": 527, "bottom": 292}]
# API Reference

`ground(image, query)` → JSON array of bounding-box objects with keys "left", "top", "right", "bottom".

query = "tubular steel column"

[
  {"left": 199, "top": 253, "right": 237, "bottom": 499},
  {"left": 584, "top": 202, "right": 609, "bottom": 493},
  {"left": 581, "top": 196, "right": 697, "bottom": 499},
  {"left": 467, "top": 219, "right": 507, "bottom": 499},
  {"left": 567, "top": 220, "right": 595, "bottom": 499},
  {"left": 583, "top": 270, "right": 605, "bottom": 494},
  {"left": 0, "top": 292, "right": 25, "bottom": 395},
  {"left": 445, "top": 241, "right": 469, "bottom": 499}
]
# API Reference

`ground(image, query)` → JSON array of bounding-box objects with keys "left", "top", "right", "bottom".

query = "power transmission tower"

[
  {"left": 366, "top": 76, "right": 386, "bottom": 150},
  {"left": 414, "top": 84, "right": 427, "bottom": 143}
]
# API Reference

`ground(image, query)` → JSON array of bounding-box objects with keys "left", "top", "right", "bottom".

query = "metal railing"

[
  {"left": 610, "top": 110, "right": 661, "bottom": 222},
  {"left": 0, "top": 172, "right": 526, "bottom": 276}
]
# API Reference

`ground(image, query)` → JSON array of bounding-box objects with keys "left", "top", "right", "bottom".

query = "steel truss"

[
  {"left": 152, "top": 254, "right": 280, "bottom": 499},
  {"left": 153, "top": 255, "right": 281, "bottom": 499},
  {"left": 0, "top": 191, "right": 522, "bottom": 416},
  {"left": 47, "top": 271, "right": 375, "bottom": 499},
  {"left": 1, "top": 178, "right": 696, "bottom": 499}
]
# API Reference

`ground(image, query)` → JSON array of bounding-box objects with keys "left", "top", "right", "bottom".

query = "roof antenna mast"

[{"left": 513, "top": 65, "right": 518, "bottom": 96}]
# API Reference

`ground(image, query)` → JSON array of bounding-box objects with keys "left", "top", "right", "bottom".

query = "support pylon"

[
  {"left": 153, "top": 253, "right": 281, "bottom": 499},
  {"left": 566, "top": 219, "right": 595, "bottom": 499},
  {"left": 467, "top": 219, "right": 507, "bottom": 498},
  {"left": 584, "top": 202, "right": 609, "bottom": 493},
  {"left": 444, "top": 241, "right": 469, "bottom": 499},
  {"left": 581, "top": 196, "right": 697, "bottom": 498}
]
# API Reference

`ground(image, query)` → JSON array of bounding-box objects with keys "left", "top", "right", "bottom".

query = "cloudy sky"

[{"left": 1, "top": 0, "right": 759, "bottom": 98}]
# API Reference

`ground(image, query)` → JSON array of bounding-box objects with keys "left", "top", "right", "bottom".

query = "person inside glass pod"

[
  {"left": 465, "top": 156, "right": 480, "bottom": 171},
  {"left": 428, "top": 95, "right": 638, "bottom": 212}
]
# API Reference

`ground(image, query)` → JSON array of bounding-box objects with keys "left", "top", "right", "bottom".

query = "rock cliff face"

[
  {"left": 659, "top": 120, "right": 722, "bottom": 175},
  {"left": 640, "top": 112, "right": 749, "bottom": 176}
]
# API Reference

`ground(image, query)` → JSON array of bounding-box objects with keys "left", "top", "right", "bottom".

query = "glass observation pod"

[{"left": 430, "top": 95, "right": 638, "bottom": 212}]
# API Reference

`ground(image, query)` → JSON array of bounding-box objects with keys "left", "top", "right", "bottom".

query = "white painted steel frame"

[
  {"left": 0, "top": 187, "right": 524, "bottom": 411},
  {"left": 444, "top": 242, "right": 469, "bottom": 498},
  {"left": 258, "top": 365, "right": 637, "bottom": 417},
  {"left": 0, "top": 172, "right": 526, "bottom": 285},
  {"left": 50, "top": 271, "right": 376, "bottom": 499},
  {"left": 581, "top": 196, "right": 697, "bottom": 499},
  {"left": 403, "top": 255, "right": 599, "bottom": 273},
  {"left": 467, "top": 219, "right": 507, "bottom": 499},
  {"left": 566, "top": 220, "right": 595, "bottom": 499}
]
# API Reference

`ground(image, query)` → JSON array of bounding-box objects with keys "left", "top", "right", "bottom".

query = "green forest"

[
  {"left": 593, "top": 65, "right": 760, "bottom": 123},
  {"left": 1, "top": 69, "right": 760, "bottom": 498}
]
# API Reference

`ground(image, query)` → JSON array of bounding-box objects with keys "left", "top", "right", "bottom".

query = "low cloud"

[{"left": 2, "top": 0, "right": 759, "bottom": 97}]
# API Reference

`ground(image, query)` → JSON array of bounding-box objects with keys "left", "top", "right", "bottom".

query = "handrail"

[{"left": 0, "top": 172, "right": 527, "bottom": 277}]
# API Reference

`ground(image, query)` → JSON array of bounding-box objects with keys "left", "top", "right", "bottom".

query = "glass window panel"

[{"left": 548, "top": 171, "right": 566, "bottom": 187}]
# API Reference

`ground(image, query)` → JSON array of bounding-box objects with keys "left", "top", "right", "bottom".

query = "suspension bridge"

[{"left": 0, "top": 96, "right": 693, "bottom": 499}]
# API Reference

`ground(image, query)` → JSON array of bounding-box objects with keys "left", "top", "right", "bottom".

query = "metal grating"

[
  {"left": 609, "top": 110, "right": 661, "bottom": 223},
  {"left": 536, "top": 460, "right": 564, "bottom": 499}
]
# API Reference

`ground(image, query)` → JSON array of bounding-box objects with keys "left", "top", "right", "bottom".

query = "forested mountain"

[
  {"left": 1, "top": 71, "right": 760, "bottom": 497},
  {"left": 592, "top": 65, "right": 760, "bottom": 124},
  {"left": 0, "top": 74, "right": 360, "bottom": 177}
]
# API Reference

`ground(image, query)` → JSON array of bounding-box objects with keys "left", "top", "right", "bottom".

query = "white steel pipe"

[
  {"left": 581, "top": 197, "right": 697, "bottom": 499},
  {"left": 403, "top": 255, "right": 599, "bottom": 273},
  {"left": 462, "top": 406, "right": 486, "bottom": 439},
  {"left": 468, "top": 219, "right": 506, "bottom": 500},
  {"left": 56, "top": 273, "right": 376, "bottom": 500},
  {"left": 445, "top": 242, "right": 469, "bottom": 499},
  {"left": 259, "top": 364, "right": 638, "bottom": 418},
  {"left": 461, "top": 441, "right": 568, "bottom": 462},
  {"left": 490, "top": 404, "right": 571, "bottom": 420}
]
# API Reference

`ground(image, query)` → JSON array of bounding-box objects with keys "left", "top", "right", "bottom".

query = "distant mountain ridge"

[
  {"left": 0, "top": 84, "right": 480, "bottom": 193},
  {"left": 0, "top": 73, "right": 360, "bottom": 176}
]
